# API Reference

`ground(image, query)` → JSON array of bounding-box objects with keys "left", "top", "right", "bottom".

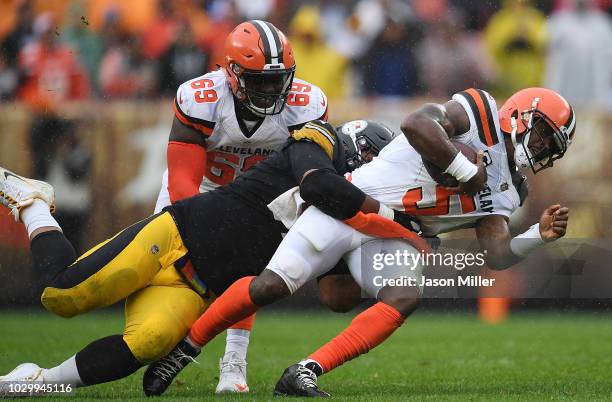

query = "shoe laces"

[
  {"left": 24, "top": 369, "right": 43, "bottom": 382},
  {"left": 295, "top": 365, "right": 318, "bottom": 389},
  {"left": 152, "top": 349, "right": 198, "bottom": 382},
  {"left": 2, "top": 181, "right": 23, "bottom": 201},
  {"left": 220, "top": 353, "right": 247, "bottom": 375}
]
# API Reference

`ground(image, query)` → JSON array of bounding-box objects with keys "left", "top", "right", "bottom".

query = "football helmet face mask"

[
  {"left": 499, "top": 88, "right": 576, "bottom": 174},
  {"left": 224, "top": 20, "right": 296, "bottom": 116},
  {"left": 337, "top": 120, "right": 397, "bottom": 171}
]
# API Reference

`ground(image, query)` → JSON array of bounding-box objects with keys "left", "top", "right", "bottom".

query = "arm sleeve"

[
  {"left": 287, "top": 139, "right": 335, "bottom": 179},
  {"left": 287, "top": 140, "right": 366, "bottom": 220},
  {"left": 167, "top": 141, "right": 207, "bottom": 203}
]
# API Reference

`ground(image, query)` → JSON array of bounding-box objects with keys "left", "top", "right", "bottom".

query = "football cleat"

[
  {"left": 142, "top": 339, "right": 200, "bottom": 396},
  {"left": 0, "top": 363, "right": 45, "bottom": 396},
  {"left": 0, "top": 167, "right": 55, "bottom": 222},
  {"left": 215, "top": 351, "right": 249, "bottom": 394},
  {"left": 273, "top": 364, "right": 330, "bottom": 398}
]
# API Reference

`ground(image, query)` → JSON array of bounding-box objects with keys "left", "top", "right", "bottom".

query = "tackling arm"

[
  {"left": 167, "top": 117, "right": 207, "bottom": 203},
  {"left": 288, "top": 140, "right": 375, "bottom": 219},
  {"left": 288, "top": 140, "right": 428, "bottom": 251}
]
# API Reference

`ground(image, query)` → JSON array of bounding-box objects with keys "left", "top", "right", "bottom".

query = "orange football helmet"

[
  {"left": 499, "top": 87, "right": 576, "bottom": 173},
  {"left": 224, "top": 20, "right": 296, "bottom": 116}
]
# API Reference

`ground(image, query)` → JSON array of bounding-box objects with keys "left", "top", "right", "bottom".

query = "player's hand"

[
  {"left": 392, "top": 210, "right": 420, "bottom": 233},
  {"left": 445, "top": 151, "right": 487, "bottom": 197},
  {"left": 539, "top": 204, "right": 569, "bottom": 242}
]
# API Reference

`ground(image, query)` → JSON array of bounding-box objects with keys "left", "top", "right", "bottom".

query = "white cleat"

[
  {"left": 0, "top": 166, "right": 55, "bottom": 222},
  {"left": 0, "top": 363, "right": 45, "bottom": 396},
  {"left": 215, "top": 352, "right": 249, "bottom": 394}
]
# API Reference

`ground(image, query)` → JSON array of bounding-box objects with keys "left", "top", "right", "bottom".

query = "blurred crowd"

[
  {"left": 0, "top": 0, "right": 611, "bottom": 109},
  {"left": 0, "top": 0, "right": 611, "bottom": 252}
]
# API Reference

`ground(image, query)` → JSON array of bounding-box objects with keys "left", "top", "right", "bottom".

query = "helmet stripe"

[
  {"left": 565, "top": 107, "right": 576, "bottom": 139},
  {"left": 264, "top": 21, "right": 283, "bottom": 64},
  {"left": 250, "top": 20, "right": 272, "bottom": 64},
  {"left": 252, "top": 20, "right": 280, "bottom": 65}
]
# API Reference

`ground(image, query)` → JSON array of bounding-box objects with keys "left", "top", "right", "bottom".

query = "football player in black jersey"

[{"left": 0, "top": 120, "right": 417, "bottom": 394}]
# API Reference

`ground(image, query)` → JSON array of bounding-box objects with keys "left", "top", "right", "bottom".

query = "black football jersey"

[{"left": 167, "top": 120, "right": 347, "bottom": 294}]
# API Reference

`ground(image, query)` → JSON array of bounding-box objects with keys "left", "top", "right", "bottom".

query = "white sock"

[
  {"left": 42, "top": 355, "right": 84, "bottom": 387},
  {"left": 184, "top": 335, "right": 202, "bottom": 351},
  {"left": 20, "top": 199, "right": 60, "bottom": 238},
  {"left": 224, "top": 329, "right": 250, "bottom": 360},
  {"left": 299, "top": 358, "right": 324, "bottom": 375}
]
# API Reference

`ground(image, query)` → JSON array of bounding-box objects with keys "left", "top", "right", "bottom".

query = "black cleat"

[
  {"left": 273, "top": 364, "right": 330, "bottom": 397},
  {"left": 142, "top": 339, "right": 200, "bottom": 396}
]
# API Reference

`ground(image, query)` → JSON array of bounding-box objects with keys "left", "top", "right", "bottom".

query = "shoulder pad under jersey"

[
  {"left": 173, "top": 70, "right": 228, "bottom": 137},
  {"left": 290, "top": 120, "right": 338, "bottom": 160},
  {"left": 283, "top": 78, "right": 329, "bottom": 131},
  {"left": 452, "top": 88, "right": 502, "bottom": 147}
]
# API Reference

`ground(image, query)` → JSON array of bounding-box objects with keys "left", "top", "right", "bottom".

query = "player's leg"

[
  {"left": 216, "top": 208, "right": 353, "bottom": 393},
  {"left": 0, "top": 166, "right": 59, "bottom": 239},
  {"left": 1, "top": 266, "right": 208, "bottom": 392},
  {"left": 39, "top": 211, "right": 186, "bottom": 317},
  {"left": 317, "top": 259, "right": 362, "bottom": 313},
  {"left": 0, "top": 171, "right": 131, "bottom": 392},
  {"left": 216, "top": 315, "right": 254, "bottom": 393},
  {"left": 1, "top": 166, "right": 189, "bottom": 317},
  {"left": 0, "top": 168, "right": 197, "bottom": 390},
  {"left": 1, "top": 210, "right": 190, "bottom": 390},
  {"left": 143, "top": 206, "right": 361, "bottom": 396},
  {"left": 200, "top": 205, "right": 356, "bottom": 395},
  {"left": 275, "top": 239, "right": 423, "bottom": 397},
  {"left": 189, "top": 206, "right": 361, "bottom": 341},
  {"left": 0, "top": 335, "right": 140, "bottom": 395},
  {"left": 152, "top": 169, "right": 253, "bottom": 393}
]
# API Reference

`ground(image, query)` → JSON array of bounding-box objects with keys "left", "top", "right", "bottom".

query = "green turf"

[{"left": 1, "top": 309, "right": 612, "bottom": 401}]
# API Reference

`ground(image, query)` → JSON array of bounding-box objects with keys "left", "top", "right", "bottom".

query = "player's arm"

[
  {"left": 288, "top": 140, "right": 375, "bottom": 218},
  {"left": 287, "top": 128, "right": 427, "bottom": 250},
  {"left": 167, "top": 117, "right": 207, "bottom": 203},
  {"left": 475, "top": 205, "right": 569, "bottom": 270},
  {"left": 400, "top": 101, "right": 486, "bottom": 196}
]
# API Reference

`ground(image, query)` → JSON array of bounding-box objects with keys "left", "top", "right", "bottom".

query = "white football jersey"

[
  {"left": 174, "top": 69, "right": 328, "bottom": 192},
  {"left": 349, "top": 88, "right": 520, "bottom": 237}
]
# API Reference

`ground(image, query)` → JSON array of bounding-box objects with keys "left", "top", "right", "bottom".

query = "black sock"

[
  {"left": 75, "top": 335, "right": 143, "bottom": 386},
  {"left": 30, "top": 230, "right": 76, "bottom": 289}
]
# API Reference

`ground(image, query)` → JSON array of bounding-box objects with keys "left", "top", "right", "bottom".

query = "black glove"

[{"left": 391, "top": 210, "right": 420, "bottom": 233}]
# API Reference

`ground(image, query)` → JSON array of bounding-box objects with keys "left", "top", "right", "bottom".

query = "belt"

[{"left": 174, "top": 255, "right": 216, "bottom": 301}]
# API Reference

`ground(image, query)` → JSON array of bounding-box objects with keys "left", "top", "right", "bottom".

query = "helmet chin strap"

[
  {"left": 510, "top": 97, "right": 540, "bottom": 173},
  {"left": 510, "top": 116, "right": 532, "bottom": 172}
]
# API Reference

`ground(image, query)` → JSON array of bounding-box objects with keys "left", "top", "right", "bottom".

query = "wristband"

[
  {"left": 444, "top": 152, "right": 478, "bottom": 183},
  {"left": 509, "top": 223, "right": 544, "bottom": 257},
  {"left": 378, "top": 203, "right": 395, "bottom": 220}
]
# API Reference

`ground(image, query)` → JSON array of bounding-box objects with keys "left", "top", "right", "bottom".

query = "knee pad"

[
  {"left": 41, "top": 287, "right": 81, "bottom": 318},
  {"left": 266, "top": 250, "right": 311, "bottom": 294}
]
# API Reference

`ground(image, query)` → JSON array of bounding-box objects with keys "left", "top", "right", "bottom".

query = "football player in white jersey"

[
  {"left": 158, "top": 87, "right": 574, "bottom": 397},
  {"left": 153, "top": 20, "right": 327, "bottom": 393}
]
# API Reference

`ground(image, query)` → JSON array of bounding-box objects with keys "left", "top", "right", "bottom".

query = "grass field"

[{"left": 1, "top": 309, "right": 612, "bottom": 401}]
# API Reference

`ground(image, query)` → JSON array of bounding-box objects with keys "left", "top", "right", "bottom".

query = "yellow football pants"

[{"left": 40, "top": 212, "right": 212, "bottom": 363}]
